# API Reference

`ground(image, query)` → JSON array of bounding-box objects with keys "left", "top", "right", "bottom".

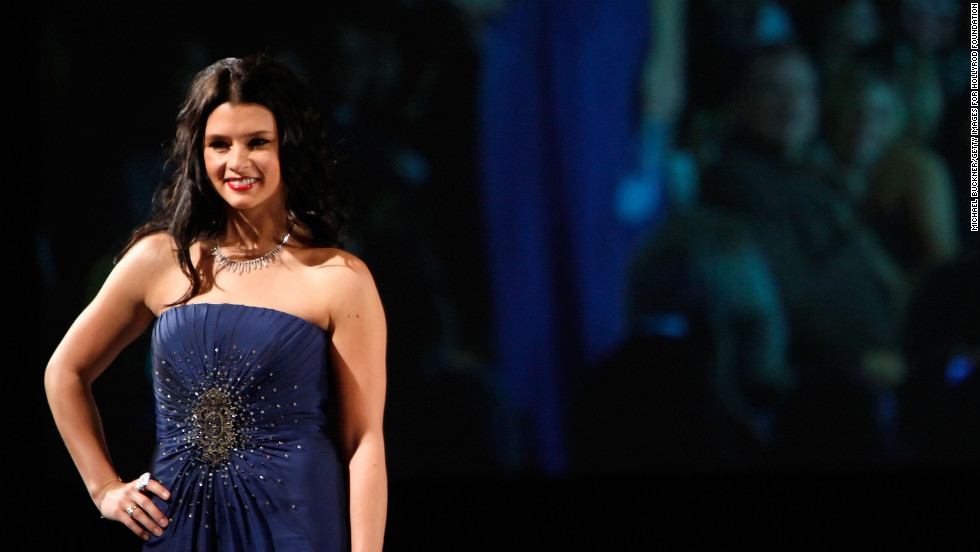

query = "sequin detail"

[
  {"left": 147, "top": 304, "right": 349, "bottom": 549},
  {"left": 189, "top": 388, "right": 241, "bottom": 464}
]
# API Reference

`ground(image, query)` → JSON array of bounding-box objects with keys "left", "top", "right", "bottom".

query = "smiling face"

[{"left": 203, "top": 102, "right": 284, "bottom": 214}]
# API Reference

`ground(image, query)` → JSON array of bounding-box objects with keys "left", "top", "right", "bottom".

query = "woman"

[
  {"left": 821, "top": 61, "right": 958, "bottom": 285},
  {"left": 44, "top": 54, "right": 387, "bottom": 551}
]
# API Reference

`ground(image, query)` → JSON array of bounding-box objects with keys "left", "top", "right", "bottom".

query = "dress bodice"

[{"left": 145, "top": 303, "right": 348, "bottom": 551}]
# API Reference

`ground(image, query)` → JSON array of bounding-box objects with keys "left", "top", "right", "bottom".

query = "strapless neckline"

[{"left": 160, "top": 302, "right": 325, "bottom": 332}]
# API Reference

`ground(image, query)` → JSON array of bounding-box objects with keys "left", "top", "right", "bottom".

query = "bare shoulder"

[
  {"left": 299, "top": 248, "right": 384, "bottom": 328},
  {"left": 319, "top": 249, "right": 381, "bottom": 304},
  {"left": 75, "top": 232, "right": 179, "bottom": 322},
  {"left": 109, "top": 232, "right": 192, "bottom": 312},
  {"left": 116, "top": 232, "right": 178, "bottom": 273},
  {"left": 303, "top": 247, "right": 377, "bottom": 286}
]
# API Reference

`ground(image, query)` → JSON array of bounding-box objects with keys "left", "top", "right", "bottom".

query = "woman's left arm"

[{"left": 329, "top": 255, "right": 388, "bottom": 552}]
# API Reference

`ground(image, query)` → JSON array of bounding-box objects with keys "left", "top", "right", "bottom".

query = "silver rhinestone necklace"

[{"left": 211, "top": 232, "right": 291, "bottom": 274}]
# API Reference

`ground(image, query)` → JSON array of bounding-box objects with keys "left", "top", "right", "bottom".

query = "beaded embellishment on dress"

[{"left": 189, "top": 388, "right": 241, "bottom": 464}]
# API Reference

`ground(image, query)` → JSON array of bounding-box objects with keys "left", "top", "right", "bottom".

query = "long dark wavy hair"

[{"left": 118, "top": 53, "right": 348, "bottom": 305}]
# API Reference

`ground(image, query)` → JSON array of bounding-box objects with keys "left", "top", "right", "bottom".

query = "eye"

[
  {"left": 208, "top": 140, "right": 230, "bottom": 151},
  {"left": 249, "top": 138, "right": 271, "bottom": 148}
]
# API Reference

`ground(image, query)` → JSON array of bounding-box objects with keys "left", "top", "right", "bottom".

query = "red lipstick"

[{"left": 226, "top": 177, "right": 257, "bottom": 191}]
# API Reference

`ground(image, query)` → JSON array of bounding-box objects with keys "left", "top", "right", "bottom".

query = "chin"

[{"left": 220, "top": 196, "right": 261, "bottom": 212}]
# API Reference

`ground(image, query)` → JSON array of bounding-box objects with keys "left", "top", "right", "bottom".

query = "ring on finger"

[
  {"left": 136, "top": 472, "right": 151, "bottom": 492},
  {"left": 126, "top": 504, "right": 139, "bottom": 517}
]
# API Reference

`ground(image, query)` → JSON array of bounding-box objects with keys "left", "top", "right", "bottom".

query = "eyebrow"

[{"left": 204, "top": 130, "right": 276, "bottom": 140}]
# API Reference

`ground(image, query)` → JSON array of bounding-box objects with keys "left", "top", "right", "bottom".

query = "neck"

[{"left": 220, "top": 209, "right": 291, "bottom": 252}]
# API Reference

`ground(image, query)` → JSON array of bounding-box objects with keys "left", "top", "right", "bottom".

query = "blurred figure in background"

[
  {"left": 875, "top": 0, "right": 977, "bottom": 470},
  {"left": 820, "top": 60, "right": 959, "bottom": 284},
  {"left": 680, "top": 0, "right": 797, "bottom": 170},
  {"left": 860, "top": 0, "right": 963, "bottom": 279},
  {"left": 569, "top": 208, "right": 794, "bottom": 474},
  {"left": 790, "top": 0, "right": 884, "bottom": 82},
  {"left": 880, "top": 0, "right": 974, "bottom": 253},
  {"left": 819, "top": 62, "right": 901, "bottom": 209},
  {"left": 699, "top": 43, "right": 906, "bottom": 466}
]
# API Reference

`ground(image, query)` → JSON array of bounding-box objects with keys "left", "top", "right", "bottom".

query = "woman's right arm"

[{"left": 44, "top": 234, "right": 173, "bottom": 540}]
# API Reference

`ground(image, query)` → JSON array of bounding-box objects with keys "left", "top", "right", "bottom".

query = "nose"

[{"left": 228, "top": 144, "right": 251, "bottom": 174}]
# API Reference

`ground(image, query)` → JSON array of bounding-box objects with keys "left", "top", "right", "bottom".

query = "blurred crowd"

[
  {"left": 570, "top": 0, "right": 977, "bottom": 475},
  {"left": 452, "top": 0, "right": 977, "bottom": 475},
  {"left": 34, "top": 0, "right": 977, "bottom": 486}
]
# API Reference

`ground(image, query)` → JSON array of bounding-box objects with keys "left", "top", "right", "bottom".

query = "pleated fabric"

[{"left": 144, "top": 303, "right": 348, "bottom": 551}]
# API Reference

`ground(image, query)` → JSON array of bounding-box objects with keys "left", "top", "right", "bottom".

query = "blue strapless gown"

[{"left": 144, "top": 303, "right": 349, "bottom": 551}]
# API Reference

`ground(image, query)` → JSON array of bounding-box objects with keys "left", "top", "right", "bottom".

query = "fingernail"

[{"left": 160, "top": 518, "right": 169, "bottom": 526}]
